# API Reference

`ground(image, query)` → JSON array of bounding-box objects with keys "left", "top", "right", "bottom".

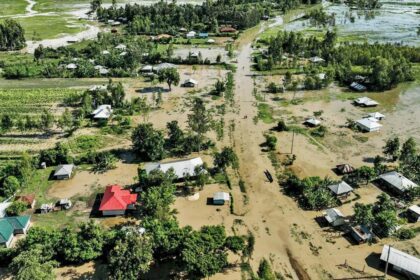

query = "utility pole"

[
  {"left": 291, "top": 130, "right": 295, "bottom": 154},
  {"left": 384, "top": 245, "right": 391, "bottom": 279}
]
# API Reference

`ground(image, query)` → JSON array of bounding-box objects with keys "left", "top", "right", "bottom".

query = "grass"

[
  {"left": 0, "top": 0, "right": 27, "bottom": 16},
  {"left": 68, "top": 135, "right": 106, "bottom": 154},
  {"left": 21, "top": 168, "right": 55, "bottom": 205},
  {"left": 0, "top": 78, "right": 110, "bottom": 89},
  {"left": 0, "top": 88, "right": 82, "bottom": 115},
  {"left": 257, "top": 103, "right": 275, "bottom": 124},
  {"left": 16, "top": 15, "right": 87, "bottom": 40}
]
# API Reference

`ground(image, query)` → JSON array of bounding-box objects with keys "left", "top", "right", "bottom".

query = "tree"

[
  {"left": 187, "top": 98, "right": 212, "bottom": 152},
  {"left": 1, "top": 114, "right": 14, "bottom": 132},
  {"left": 265, "top": 134, "right": 277, "bottom": 151},
  {"left": 57, "top": 109, "right": 73, "bottom": 132},
  {"left": 383, "top": 136, "right": 400, "bottom": 161},
  {"left": 194, "top": 165, "right": 209, "bottom": 191},
  {"left": 108, "top": 233, "right": 153, "bottom": 280},
  {"left": 353, "top": 203, "right": 374, "bottom": 228},
  {"left": 5, "top": 201, "right": 27, "bottom": 216},
  {"left": 214, "top": 80, "right": 226, "bottom": 96},
  {"left": 257, "top": 258, "right": 276, "bottom": 280},
  {"left": 0, "top": 19, "right": 26, "bottom": 51},
  {"left": 109, "top": 82, "right": 125, "bottom": 108},
  {"left": 9, "top": 246, "right": 57, "bottom": 280},
  {"left": 40, "top": 109, "right": 54, "bottom": 133},
  {"left": 141, "top": 182, "right": 176, "bottom": 219},
  {"left": 276, "top": 119, "right": 288, "bottom": 131},
  {"left": 131, "top": 123, "right": 165, "bottom": 161},
  {"left": 166, "top": 120, "right": 184, "bottom": 153},
  {"left": 157, "top": 68, "right": 180, "bottom": 90},
  {"left": 356, "top": 166, "right": 376, "bottom": 185},
  {"left": 224, "top": 236, "right": 245, "bottom": 254},
  {"left": 1, "top": 175, "right": 20, "bottom": 197},
  {"left": 400, "top": 137, "right": 417, "bottom": 162},
  {"left": 181, "top": 225, "right": 228, "bottom": 278},
  {"left": 213, "top": 147, "right": 239, "bottom": 171}
]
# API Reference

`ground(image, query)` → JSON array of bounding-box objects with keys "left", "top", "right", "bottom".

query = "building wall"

[{"left": 103, "top": 210, "right": 125, "bottom": 216}]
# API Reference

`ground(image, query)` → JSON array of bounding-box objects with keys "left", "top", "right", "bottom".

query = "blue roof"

[
  {"left": 0, "top": 219, "right": 13, "bottom": 244},
  {"left": 5, "top": 216, "right": 30, "bottom": 230},
  {"left": 198, "top": 32, "right": 209, "bottom": 37}
]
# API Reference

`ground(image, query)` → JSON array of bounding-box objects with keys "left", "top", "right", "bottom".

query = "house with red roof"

[{"left": 99, "top": 185, "right": 137, "bottom": 216}]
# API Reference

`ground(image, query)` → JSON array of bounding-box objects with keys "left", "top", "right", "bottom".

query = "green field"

[
  {"left": 0, "top": 88, "right": 82, "bottom": 115},
  {"left": 0, "top": 0, "right": 27, "bottom": 16}
]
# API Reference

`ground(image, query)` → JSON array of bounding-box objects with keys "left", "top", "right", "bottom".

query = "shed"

[
  {"left": 407, "top": 205, "right": 420, "bottom": 222},
  {"left": 368, "top": 112, "right": 385, "bottom": 120},
  {"left": 102, "top": 50, "right": 110, "bottom": 55},
  {"left": 304, "top": 118, "right": 321, "bottom": 127},
  {"left": 40, "top": 203, "right": 54, "bottom": 214},
  {"left": 328, "top": 181, "right": 353, "bottom": 197},
  {"left": 350, "top": 225, "right": 372, "bottom": 244},
  {"left": 141, "top": 65, "right": 153, "bottom": 72},
  {"left": 309, "top": 56, "right": 325, "bottom": 63},
  {"left": 198, "top": 32, "right": 209, "bottom": 38},
  {"left": 66, "top": 63, "right": 78, "bottom": 70},
  {"left": 378, "top": 171, "right": 417, "bottom": 194},
  {"left": 54, "top": 164, "right": 75, "bottom": 180},
  {"left": 182, "top": 78, "right": 198, "bottom": 87},
  {"left": 57, "top": 199, "right": 72, "bottom": 210},
  {"left": 213, "top": 192, "right": 230, "bottom": 205},
  {"left": 380, "top": 245, "right": 420, "bottom": 278},
  {"left": 354, "top": 97, "right": 379, "bottom": 107},
  {"left": 349, "top": 82, "right": 367, "bottom": 92},
  {"left": 92, "top": 105, "right": 112, "bottom": 120},
  {"left": 144, "top": 157, "right": 204, "bottom": 180},
  {"left": 324, "top": 208, "right": 346, "bottom": 227},
  {"left": 219, "top": 26, "right": 237, "bottom": 33},
  {"left": 115, "top": 44, "right": 126, "bottom": 50},
  {"left": 206, "top": 39, "right": 215, "bottom": 44},
  {"left": 336, "top": 164, "right": 355, "bottom": 175},
  {"left": 186, "top": 31, "right": 196, "bottom": 39},
  {"left": 356, "top": 118, "right": 382, "bottom": 132}
]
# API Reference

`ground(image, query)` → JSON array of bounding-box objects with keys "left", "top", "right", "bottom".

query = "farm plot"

[{"left": 0, "top": 88, "right": 82, "bottom": 115}]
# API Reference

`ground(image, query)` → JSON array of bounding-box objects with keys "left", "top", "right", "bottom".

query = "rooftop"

[{"left": 380, "top": 245, "right": 420, "bottom": 276}]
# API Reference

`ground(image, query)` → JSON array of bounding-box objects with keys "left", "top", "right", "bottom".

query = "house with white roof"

[
  {"left": 54, "top": 164, "right": 75, "bottom": 180},
  {"left": 304, "top": 118, "right": 321, "bottom": 127},
  {"left": 407, "top": 205, "right": 420, "bottom": 222},
  {"left": 324, "top": 208, "right": 346, "bottom": 227},
  {"left": 368, "top": 112, "right": 385, "bottom": 120},
  {"left": 378, "top": 171, "right": 418, "bottom": 195},
  {"left": 380, "top": 245, "right": 420, "bottom": 278},
  {"left": 354, "top": 97, "right": 379, "bottom": 107},
  {"left": 309, "top": 56, "right": 325, "bottom": 63},
  {"left": 153, "top": 63, "right": 176, "bottom": 72},
  {"left": 144, "top": 157, "right": 204, "bottom": 179},
  {"left": 356, "top": 118, "right": 382, "bottom": 132},
  {"left": 186, "top": 31, "right": 196, "bottom": 39},
  {"left": 92, "top": 105, "right": 112, "bottom": 120},
  {"left": 102, "top": 50, "right": 110, "bottom": 55},
  {"left": 115, "top": 44, "right": 126, "bottom": 50},
  {"left": 66, "top": 63, "right": 78, "bottom": 70},
  {"left": 213, "top": 192, "right": 230, "bottom": 205},
  {"left": 182, "top": 78, "right": 198, "bottom": 87}
]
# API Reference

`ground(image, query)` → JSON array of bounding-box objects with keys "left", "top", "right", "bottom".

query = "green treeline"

[
  {"left": 0, "top": 19, "right": 26, "bottom": 51},
  {"left": 95, "top": 0, "right": 321, "bottom": 35},
  {"left": 260, "top": 30, "right": 419, "bottom": 90}
]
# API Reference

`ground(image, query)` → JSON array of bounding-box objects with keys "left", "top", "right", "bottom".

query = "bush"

[
  {"left": 395, "top": 228, "right": 415, "bottom": 240},
  {"left": 276, "top": 119, "right": 288, "bottom": 132},
  {"left": 6, "top": 201, "right": 27, "bottom": 216},
  {"left": 265, "top": 134, "right": 277, "bottom": 150}
]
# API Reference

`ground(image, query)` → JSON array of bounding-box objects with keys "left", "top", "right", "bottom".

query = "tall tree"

[
  {"left": 157, "top": 68, "right": 180, "bottom": 91},
  {"left": 400, "top": 137, "right": 417, "bottom": 162},
  {"left": 131, "top": 123, "right": 165, "bottom": 160},
  {"left": 383, "top": 136, "right": 400, "bottom": 161},
  {"left": 187, "top": 98, "right": 212, "bottom": 152}
]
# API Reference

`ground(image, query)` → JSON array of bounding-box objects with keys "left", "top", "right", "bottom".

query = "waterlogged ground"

[{"left": 284, "top": 0, "right": 420, "bottom": 45}]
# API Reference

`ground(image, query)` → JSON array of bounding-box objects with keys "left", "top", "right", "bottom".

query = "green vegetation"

[
  {"left": 258, "top": 103, "right": 274, "bottom": 123},
  {"left": 0, "top": 19, "right": 26, "bottom": 50},
  {"left": 0, "top": 0, "right": 27, "bottom": 16}
]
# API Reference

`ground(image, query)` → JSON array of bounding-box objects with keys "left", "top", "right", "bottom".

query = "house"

[
  {"left": 328, "top": 181, "right": 353, "bottom": 197},
  {"left": 213, "top": 192, "right": 230, "bottom": 205},
  {"left": 349, "top": 82, "right": 367, "bottom": 92},
  {"left": 354, "top": 97, "right": 379, "bottom": 107},
  {"left": 144, "top": 157, "right": 204, "bottom": 180},
  {"left": 153, "top": 63, "right": 176, "bottom": 72},
  {"left": 99, "top": 185, "right": 137, "bottom": 216},
  {"left": 186, "top": 31, "right": 196, "bottom": 39},
  {"left": 198, "top": 32, "right": 209, "bottom": 39},
  {"left": 324, "top": 208, "right": 346, "bottom": 227},
  {"left": 102, "top": 50, "right": 110, "bottom": 55},
  {"left": 111, "top": 21, "right": 121, "bottom": 26},
  {"left": 141, "top": 65, "right": 153, "bottom": 73},
  {"left": 407, "top": 205, "right": 420, "bottom": 222},
  {"left": 115, "top": 44, "right": 126, "bottom": 50},
  {"left": 66, "top": 63, "right": 77, "bottom": 70},
  {"left": 92, "top": 105, "right": 112, "bottom": 120},
  {"left": 0, "top": 202, "right": 11, "bottom": 218},
  {"left": 309, "top": 56, "right": 325, "bottom": 63},
  {"left": 15, "top": 194, "right": 36, "bottom": 209},
  {"left": 378, "top": 171, "right": 418, "bottom": 195},
  {"left": 182, "top": 78, "right": 198, "bottom": 87},
  {"left": 99, "top": 68, "right": 109, "bottom": 75},
  {"left": 380, "top": 245, "right": 420, "bottom": 278},
  {"left": 368, "top": 112, "right": 385, "bottom": 120},
  {"left": 190, "top": 52, "right": 199, "bottom": 58},
  {"left": 219, "top": 26, "right": 237, "bottom": 33},
  {"left": 57, "top": 199, "right": 72, "bottom": 210},
  {"left": 304, "top": 118, "right": 321, "bottom": 127},
  {"left": 0, "top": 216, "right": 31, "bottom": 248},
  {"left": 350, "top": 225, "right": 373, "bottom": 244},
  {"left": 54, "top": 164, "right": 75, "bottom": 180},
  {"left": 356, "top": 118, "right": 382, "bottom": 132},
  {"left": 206, "top": 39, "right": 215, "bottom": 44},
  {"left": 336, "top": 164, "right": 355, "bottom": 175},
  {"left": 119, "top": 51, "right": 127, "bottom": 56},
  {"left": 89, "top": 85, "right": 107, "bottom": 92},
  {"left": 155, "top": 34, "right": 172, "bottom": 41}
]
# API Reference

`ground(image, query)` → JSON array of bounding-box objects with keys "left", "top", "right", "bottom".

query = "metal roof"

[
  {"left": 379, "top": 171, "right": 417, "bottom": 192},
  {"left": 380, "top": 245, "right": 420, "bottom": 276},
  {"left": 54, "top": 164, "right": 74, "bottom": 176},
  {"left": 356, "top": 118, "right": 383, "bottom": 130},
  {"left": 213, "top": 192, "right": 230, "bottom": 201},
  {"left": 92, "top": 105, "right": 112, "bottom": 119},
  {"left": 408, "top": 205, "right": 420, "bottom": 215},
  {"left": 144, "top": 157, "right": 204, "bottom": 179},
  {"left": 328, "top": 181, "right": 353, "bottom": 195}
]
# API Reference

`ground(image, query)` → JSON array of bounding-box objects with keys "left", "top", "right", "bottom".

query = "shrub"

[{"left": 5, "top": 201, "right": 27, "bottom": 216}]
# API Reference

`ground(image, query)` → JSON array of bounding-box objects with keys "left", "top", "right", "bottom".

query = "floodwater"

[{"left": 284, "top": 0, "right": 420, "bottom": 45}]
